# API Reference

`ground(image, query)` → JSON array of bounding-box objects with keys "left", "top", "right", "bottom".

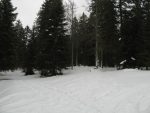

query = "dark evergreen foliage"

[
  {"left": 1, "top": 0, "right": 150, "bottom": 74},
  {"left": 119, "top": 0, "right": 145, "bottom": 68},
  {"left": 72, "top": 17, "right": 79, "bottom": 66},
  {"left": 24, "top": 26, "right": 36, "bottom": 75},
  {"left": 78, "top": 13, "right": 95, "bottom": 66},
  {"left": 70, "top": 13, "right": 95, "bottom": 66},
  {"left": 0, "top": 0, "right": 17, "bottom": 71},
  {"left": 140, "top": 1, "right": 150, "bottom": 69},
  {"left": 90, "top": 0, "right": 119, "bottom": 67},
  {"left": 35, "top": 0, "right": 68, "bottom": 76},
  {"left": 14, "top": 20, "right": 26, "bottom": 69}
]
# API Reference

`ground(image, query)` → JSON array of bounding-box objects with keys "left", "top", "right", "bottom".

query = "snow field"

[{"left": 0, "top": 67, "right": 150, "bottom": 113}]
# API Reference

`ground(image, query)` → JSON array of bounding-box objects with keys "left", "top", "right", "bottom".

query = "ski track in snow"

[{"left": 0, "top": 67, "right": 150, "bottom": 113}]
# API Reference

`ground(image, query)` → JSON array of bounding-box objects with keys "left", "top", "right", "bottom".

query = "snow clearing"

[{"left": 0, "top": 67, "right": 150, "bottom": 113}]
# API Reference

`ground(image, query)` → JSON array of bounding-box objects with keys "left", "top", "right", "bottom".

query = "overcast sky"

[{"left": 12, "top": 0, "right": 90, "bottom": 27}]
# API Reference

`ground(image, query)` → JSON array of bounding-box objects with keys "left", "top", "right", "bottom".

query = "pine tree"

[
  {"left": 36, "top": 0, "right": 68, "bottom": 76},
  {"left": 100, "top": 0, "right": 118, "bottom": 67},
  {"left": 0, "top": 1, "right": 2, "bottom": 29},
  {"left": 72, "top": 17, "right": 79, "bottom": 66},
  {"left": 78, "top": 13, "right": 89, "bottom": 65},
  {"left": 0, "top": 1, "right": 3, "bottom": 66},
  {"left": 133, "top": 0, "right": 145, "bottom": 68},
  {"left": 14, "top": 20, "right": 26, "bottom": 68},
  {"left": 90, "top": 0, "right": 100, "bottom": 67},
  {"left": 120, "top": 0, "right": 144, "bottom": 68},
  {"left": 86, "top": 14, "right": 97, "bottom": 66},
  {"left": 90, "top": 0, "right": 118, "bottom": 67},
  {"left": 140, "top": 1, "right": 150, "bottom": 69},
  {"left": 75, "top": 13, "right": 96, "bottom": 66},
  {"left": 24, "top": 26, "right": 37, "bottom": 75},
  {"left": 21, "top": 26, "right": 36, "bottom": 75},
  {"left": 0, "top": 0, "right": 17, "bottom": 71}
]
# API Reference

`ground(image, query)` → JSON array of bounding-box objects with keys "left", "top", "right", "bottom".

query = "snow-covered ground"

[{"left": 0, "top": 66, "right": 150, "bottom": 113}]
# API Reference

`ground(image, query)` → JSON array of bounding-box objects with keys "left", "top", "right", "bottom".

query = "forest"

[{"left": 0, "top": 0, "right": 150, "bottom": 76}]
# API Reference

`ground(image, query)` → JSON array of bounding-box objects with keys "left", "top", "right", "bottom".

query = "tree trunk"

[
  {"left": 76, "top": 44, "right": 78, "bottom": 66},
  {"left": 95, "top": 0, "right": 99, "bottom": 68},
  {"left": 25, "top": 67, "right": 34, "bottom": 75}
]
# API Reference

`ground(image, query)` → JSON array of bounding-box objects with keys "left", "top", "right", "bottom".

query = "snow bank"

[{"left": 0, "top": 67, "right": 150, "bottom": 113}]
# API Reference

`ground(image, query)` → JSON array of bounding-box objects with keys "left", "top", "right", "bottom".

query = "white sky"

[{"left": 12, "top": 0, "right": 90, "bottom": 27}]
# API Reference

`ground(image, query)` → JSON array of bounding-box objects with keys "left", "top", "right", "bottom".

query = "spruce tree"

[
  {"left": 0, "top": 0, "right": 17, "bottom": 71},
  {"left": 0, "top": 1, "right": 3, "bottom": 67},
  {"left": 75, "top": 13, "right": 96, "bottom": 66},
  {"left": 100, "top": 0, "right": 118, "bottom": 67},
  {"left": 36, "top": 0, "right": 67, "bottom": 76},
  {"left": 120, "top": 0, "right": 144, "bottom": 68},
  {"left": 86, "top": 14, "right": 97, "bottom": 66},
  {"left": 22, "top": 26, "right": 36, "bottom": 75},
  {"left": 133, "top": 0, "right": 145, "bottom": 68},
  {"left": 72, "top": 17, "right": 79, "bottom": 66},
  {"left": 90, "top": 0, "right": 118, "bottom": 67},
  {"left": 78, "top": 13, "right": 89, "bottom": 65},
  {"left": 24, "top": 26, "right": 37, "bottom": 75},
  {"left": 141, "top": 1, "right": 150, "bottom": 69},
  {"left": 14, "top": 20, "right": 26, "bottom": 68},
  {"left": 0, "top": 1, "right": 2, "bottom": 31}
]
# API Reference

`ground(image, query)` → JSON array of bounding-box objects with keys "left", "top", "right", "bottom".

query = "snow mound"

[{"left": 122, "top": 68, "right": 138, "bottom": 72}]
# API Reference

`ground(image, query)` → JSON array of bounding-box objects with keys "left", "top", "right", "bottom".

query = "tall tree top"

[{"left": 1, "top": 0, "right": 17, "bottom": 28}]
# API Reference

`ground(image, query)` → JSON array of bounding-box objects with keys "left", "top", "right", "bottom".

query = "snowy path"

[{"left": 0, "top": 67, "right": 150, "bottom": 113}]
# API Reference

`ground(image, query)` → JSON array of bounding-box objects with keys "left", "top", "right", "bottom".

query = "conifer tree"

[
  {"left": 101, "top": 0, "right": 118, "bottom": 67},
  {"left": 78, "top": 13, "right": 89, "bottom": 65},
  {"left": 72, "top": 17, "right": 79, "bottom": 66},
  {"left": 24, "top": 26, "right": 37, "bottom": 75},
  {"left": 21, "top": 26, "right": 36, "bottom": 75},
  {"left": 0, "top": 1, "right": 3, "bottom": 66},
  {"left": 120, "top": 0, "right": 144, "bottom": 68},
  {"left": 90, "top": 0, "right": 118, "bottom": 67},
  {"left": 86, "top": 14, "right": 97, "bottom": 66},
  {"left": 36, "top": 0, "right": 67, "bottom": 76},
  {"left": 0, "top": 0, "right": 17, "bottom": 71},
  {"left": 74, "top": 13, "right": 95, "bottom": 66},
  {"left": 14, "top": 20, "right": 26, "bottom": 68},
  {"left": 140, "top": 1, "right": 150, "bottom": 69},
  {"left": 0, "top": 1, "right": 2, "bottom": 31}
]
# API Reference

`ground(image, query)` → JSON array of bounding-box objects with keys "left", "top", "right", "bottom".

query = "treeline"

[
  {"left": 0, "top": 0, "right": 69, "bottom": 76},
  {"left": 0, "top": 0, "right": 150, "bottom": 77},
  {"left": 71, "top": 0, "right": 150, "bottom": 69}
]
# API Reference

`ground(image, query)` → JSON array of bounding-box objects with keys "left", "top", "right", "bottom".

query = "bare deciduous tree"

[{"left": 65, "top": 0, "right": 76, "bottom": 69}]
